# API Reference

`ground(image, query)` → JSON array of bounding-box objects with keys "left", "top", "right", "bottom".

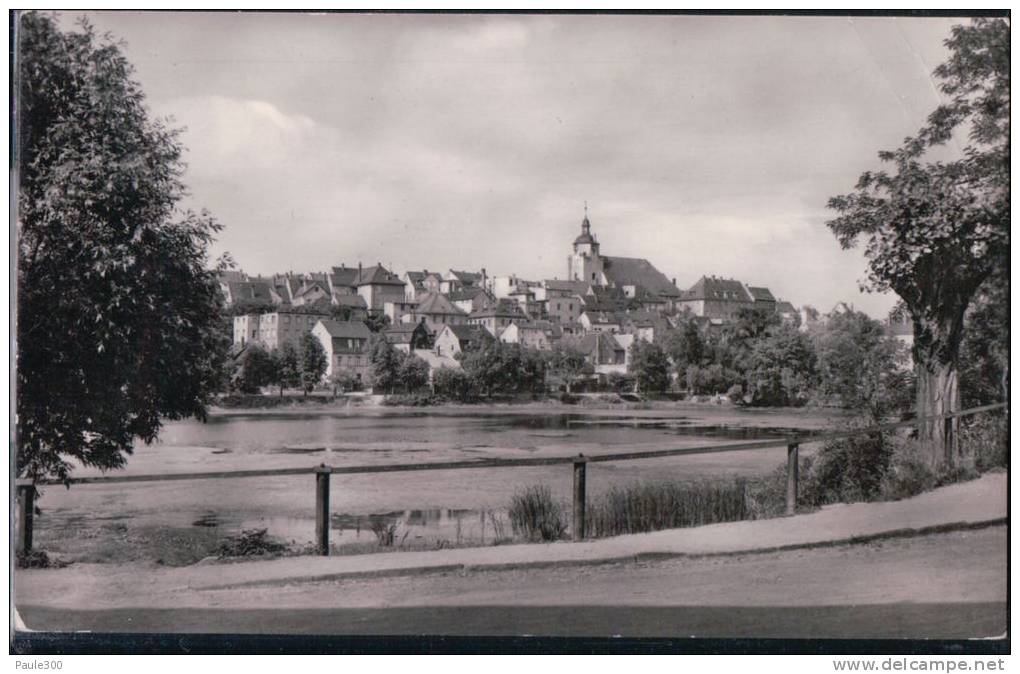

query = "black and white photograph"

[{"left": 10, "top": 9, "right": 1010, "bottom": 658}]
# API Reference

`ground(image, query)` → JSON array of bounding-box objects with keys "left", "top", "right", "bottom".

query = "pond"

[{"left": 34, "top": 406, "right": 839, "bottom": 561}]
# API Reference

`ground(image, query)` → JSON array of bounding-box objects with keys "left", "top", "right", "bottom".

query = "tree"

[
  {"left": 744, "top": 325, "right": 817, "bottom": 407},
  {"left": 432, "top": 367, "right": 476, "bottom": 402},
  {"left": 275, "top": 343, "right": 301, "bottom": 396},
  {"left": 298, "top": 333, "right": 328, "bottom": 395},
  {"left": 629, "top": 340, "right": 671, "bottom": 394},
  {"left": 16, "top": 14, "right": 227, "bottom": 482},
  {"left": 233, "top": 344, "right": 277, "bottom": 394},
  {"left": 545, "top": 342, "right": 587, "bottom": 393},
  {"left": 330, "top": 369, "right": 361, "bottom": 394},
  {"left": 663, "top": 318, "right": 705, "bottom": 385},
  {"left": 825, "top": 18, "right": 1009, "bottom": 467},
  {"left": 368, "top": 334, "right": 402, "bottom": 394},
  {"left": 460, "top": 342, "right": 546, "bottom": 397},
  {"left": 364, "top": 313, "right": 391, "bottom": 334},
  {"left": 813, "top": 311, "right": 911, "bottom": 420},
  {"left": 399, "top": 355, "right": 431, "bottom": 393}
]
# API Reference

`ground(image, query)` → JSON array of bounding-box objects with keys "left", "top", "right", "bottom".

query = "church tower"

[{"left": 567, "top": 205, "right": 604, "bottom": 284}]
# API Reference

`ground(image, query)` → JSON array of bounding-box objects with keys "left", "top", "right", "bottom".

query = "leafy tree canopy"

[{"left": 16, "top": 13, "right": 226, "bottom": 481}]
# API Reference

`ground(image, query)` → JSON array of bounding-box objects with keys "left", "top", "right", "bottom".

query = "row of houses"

[{"left": 225, "top": 210, "right": 819, "bottom": 387}]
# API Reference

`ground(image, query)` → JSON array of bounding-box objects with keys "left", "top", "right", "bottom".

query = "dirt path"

[{"left": 17, "top": 526, "right": 1007, "bottom": 638}]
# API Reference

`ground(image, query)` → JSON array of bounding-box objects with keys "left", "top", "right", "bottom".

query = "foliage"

[
  {"left": 663, "top": 317, "right": 705, "bottom": 382},
  {"left": 460, "top": 342, "right": 547, "bottom": 396},
  {"left": 812, "top": 310, "right": 913, "bottom": 420},
  {"left": 605, "top": 372, "right": 635, "bottom": 394},
  {"left": 628, "top": 339, "right": 671, "bottom": 394},
  {"left": 368, "top": 334, "right": 403, "bottom": 394},
  {"left": 232, "top": 343, "right": 277, "bottom": 394},
  {"left": 507, "top": 485, "right": 568, "bottom": 542},
  {"left": 959, "top": 412, "right": 1008, "bottom": 471},
  {"left": 275, "top": 342, "right": 301, "bottom": 395},
  {"left": 330, "top": 369, "right": 362, "bottom": 393},
  {"left": 16, "top": 14, "right": 227, "bottom": 482},
  {"left": 368, "top": 518, "right": 398, "bottom": 546},
  {"left": 298, "top": 333, "right": 328, "bottom": 394},
  {"left": 545, "top": 342, "right": 588, "bottom": 393},
  {"left": 958, "top": 270, "right": 1009, "bottom": 408},
  {"left": 824, "top": 18, "right": 1009, "bottom": 465},
  {"left": 216, "top": 528, "right": 287, "bottom": 558},
  {"left": 222, "top": 299, "right": 276, "bottom": 317},
  {"left": 432, "top": 367, "right": 477, "bottom": 402},
  {"left": 16, "top": 550, "right": 67, "bottom": 569},
  {"left": 799, "top": 432, "right": 894, "bottom": 506},
  {"left": 744, "top": 324, "right": 817, "bottom": 407},
  {"left": 364, "top": 313, "right": 391, "bottom": 333},
  {"left": 399, "top": 355, "right": 431, "bottom": 393},
  {"left": 586, "top": 479, "right": 750, "bottom": 538}
]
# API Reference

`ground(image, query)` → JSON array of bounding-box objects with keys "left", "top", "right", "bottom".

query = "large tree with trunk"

[
  {"left": 16, "top": 14, "right": 226, "bottom": 482},
  {"left": 825, "top": 18, "right": 1008, "bottom": 468}
]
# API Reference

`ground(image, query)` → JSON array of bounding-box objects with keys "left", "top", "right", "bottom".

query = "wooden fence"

[{"left": 14, "top": 402, "right": 1007, "bottom": 557}]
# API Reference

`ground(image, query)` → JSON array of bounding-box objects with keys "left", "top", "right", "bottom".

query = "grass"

[
  {"left": 586, "top": 479, "right": 760, "bottom": 539},
  {"left": 508, "top": 485, "right": 569, "bottom": 542}
]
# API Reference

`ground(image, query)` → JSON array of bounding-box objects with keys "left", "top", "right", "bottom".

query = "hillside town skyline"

[{"left": 59, "top": 12, "right": 962, "bottom": 320}]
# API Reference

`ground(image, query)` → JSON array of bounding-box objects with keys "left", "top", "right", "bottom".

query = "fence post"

[
  {"left": 572, "top": 454, "right": 588, "bottom": 541},
  {"left": 786, "top": 443, "right": 799, "bottom": 515},
  {"left": 314, "top": 465, "right": 331, "bottom": 556},
  {"left": 16, "top": 480, "right": 36, "bottom": 556}
]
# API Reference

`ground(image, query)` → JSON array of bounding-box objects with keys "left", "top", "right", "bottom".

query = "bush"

[
  {"left": 217, "top": 528, "right": 287, "bottom": 558},
  {"left": 381, "top": 393, "right": 437, "bottom": 406},
  {"left": 960, "top": 413, "right": 1008, "bottom": 471},
  {"left": 586, "top": 479, "right": 750, "bottom": 538},
  {"left": 433, "top": 367, "right": 478, "bottom": 402},
  {"left": 508, "top": 485, "right": 568, "bottom": 542},
  {"left": 877, "top": 440, "right": 939, "bottom": 501},
  {"left": 16, "top": 550, "right": 66, "bottom": 569},
  {"left": 799, "top": 432, "right": 893, "bottom": 506}
]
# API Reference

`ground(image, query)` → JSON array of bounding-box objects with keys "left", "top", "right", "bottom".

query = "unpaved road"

[{"left": 17, "top": 526, "right": 1007, "bottom": 639}]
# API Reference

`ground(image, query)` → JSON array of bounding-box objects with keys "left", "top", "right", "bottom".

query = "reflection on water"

[{"left": 234, "top": 507, "right": 498, "bottom": 548}]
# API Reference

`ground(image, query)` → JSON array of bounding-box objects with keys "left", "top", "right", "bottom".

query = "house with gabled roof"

[
  {"left": 403, "top": 270, "right": 428, "bottom": 301},
  {"left": 400, "top": 291, "right": 468, "bottom": 333},
  {"left": 775, "top": 300, "right": 800, "bottom": 327},
  {"left": 677, "top": 275, "right": 755, "bottom": 320},
  {"left": 498, "top": 321, "right": 552, "bottom": 351},
  {"left": 563, "top": 333, "right": 627, "bottom": 376},
  {"left": 354, "top": 263, "right": 406, "bottom": 314},
  {"left": 434, "top": 324, "right": 495, "bottom": 357},
  {"left": 446, "top": 287, "right": 494, "bottom": 315},
  {"left": 383, "top": 321, "right": 432, "bottom": 353},
  {"left": 292, "top": 280, "right": 331, "bottom": 307},
  {"left": 332, "top": 292, "right": 369, "bottom": 320},
  {"left": 468, "top": 299, "right": 529, "bottom": 336},
  {"left": 312, "top": 319, "right": 372, "bottom": 383},
  {"left": 442, "top": 269, "right": 487, "bottom": 294},
  {"left": 579, "top": 309, "right": 621, "bottom": 334}
]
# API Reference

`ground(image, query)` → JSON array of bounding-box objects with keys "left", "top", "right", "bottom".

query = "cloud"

[{"left": 97, "top": 13, "right": 962, "bottom": 319}]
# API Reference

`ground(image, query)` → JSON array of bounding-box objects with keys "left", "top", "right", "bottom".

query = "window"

[{"left": 284, "top": 315, "right": 291, "bottom": 323}]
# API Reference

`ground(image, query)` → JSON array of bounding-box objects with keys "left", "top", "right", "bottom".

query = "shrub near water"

[
  {"left": 586, "top": 479, "right": 752, "bottom": 538},
  {"left": 508, "top": 485, "right": 569, "bottom": 542}
]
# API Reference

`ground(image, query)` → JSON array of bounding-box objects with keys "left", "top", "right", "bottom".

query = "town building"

[
  {"left": 233, "top": 306, "right": 330, "bottom": 350},
  {"left": 400, "top": 292, "right": 468, "bottom": 332},
  {"left": 468, "top": 300, "right": 530, "bottom": 336},
  {"left": 446, "top": 287, "right": 494, "bottom": 315},
  {"left": 355, "top": 264, "right": 406, "bottom": 314},
  {"left": 312, "top": 319, "right": 372, "bottom": 384},
  {"left": 434, "top": 324, "right": 494, "bottom": 358},
  {"left": 403, "top": 271, "right": 428, "bottom": 301},
  {"left": 565, "top": 209, "right": 681, "bottom": 310},
  {"left": 565, "top": 333, "right": 628, "bottom": 376},
  {"left": 441, "top": 269, "right": 487, "bottom": 295},
  {"left": 498, "top": 322, "right": 551, "bottom": 351},
  {"left": 383, "top": 322, "right": 433, "bottom": 354}
]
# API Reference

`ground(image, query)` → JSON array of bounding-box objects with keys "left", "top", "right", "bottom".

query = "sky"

[{"left": 59, "top": 12, "right": 965, "bottom": 318}]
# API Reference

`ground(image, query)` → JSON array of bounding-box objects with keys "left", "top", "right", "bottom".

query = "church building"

[{"left": 566, "top": 209, "right": 681, "bottom": 311}]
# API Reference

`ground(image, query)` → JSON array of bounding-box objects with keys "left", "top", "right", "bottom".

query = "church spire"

[{"left": 581, "top": 201, "right": 591, "bottom": 235}]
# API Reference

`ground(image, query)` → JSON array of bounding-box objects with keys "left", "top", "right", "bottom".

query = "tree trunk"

[{"left": 915, "top": 360, "right": 961, "bottom": 468}]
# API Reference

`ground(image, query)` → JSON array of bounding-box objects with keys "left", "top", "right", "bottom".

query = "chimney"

[{"left": 672, "top": 278, "right": 677, "bottom": 287}]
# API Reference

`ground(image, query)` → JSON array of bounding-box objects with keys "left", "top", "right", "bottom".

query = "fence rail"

[{"left": 15, "top": 401, "right": 1007, "bottom": 556}]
